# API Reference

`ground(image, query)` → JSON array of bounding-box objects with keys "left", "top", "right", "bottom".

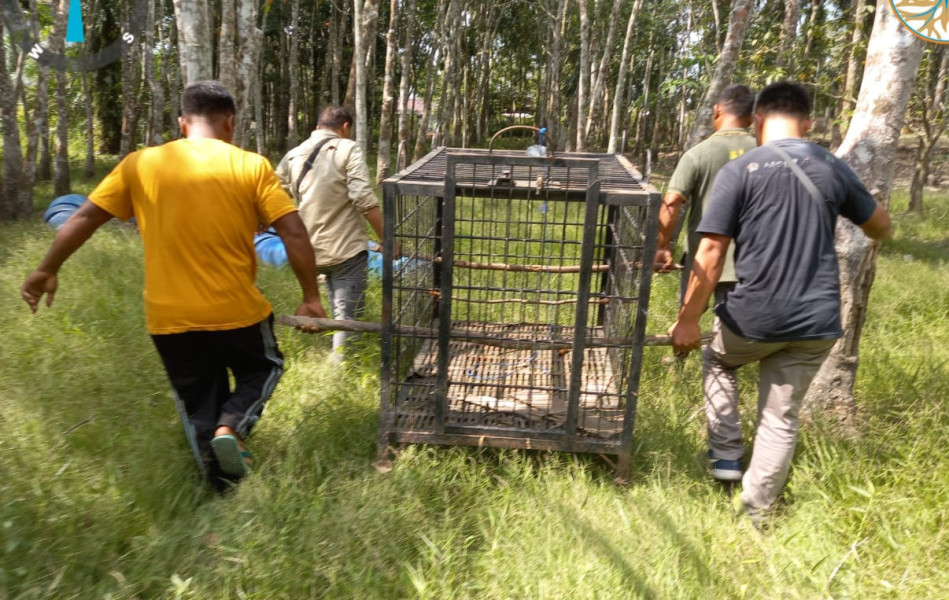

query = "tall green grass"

[{"left": 0, "top": 191, "right": 946, "bottom": 599}]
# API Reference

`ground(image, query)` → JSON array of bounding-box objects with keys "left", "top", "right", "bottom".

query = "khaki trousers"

[{"left": 702, "top": 318, "right": 834, "bottom": 511}]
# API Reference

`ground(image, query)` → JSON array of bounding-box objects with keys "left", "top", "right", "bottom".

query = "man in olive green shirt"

[{"left": 654, "top": 84, "right": 756, "bottom": 304}]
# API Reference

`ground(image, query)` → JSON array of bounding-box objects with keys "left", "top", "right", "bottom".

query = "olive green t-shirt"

[{"left": 666, "top": 128, "right": 756, "bottom": 282}]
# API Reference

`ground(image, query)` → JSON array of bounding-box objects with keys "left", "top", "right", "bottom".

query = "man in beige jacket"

[{"left": 277, "top": 106, "right": 384, "bottom": 364}]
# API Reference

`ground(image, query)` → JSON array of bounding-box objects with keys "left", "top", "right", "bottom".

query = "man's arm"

[
  {"left": 858, "top": 202, "right": 892, "bottom": 241},
  {"left": 654, "top": 190, "right": 687, "bottom": 272},
  {"left": 270, "top": 212, "right": 326, "bottom": 321},
  {"left": 668, "top": 233, "right": 730, "bottom": 355},
  {"left": 21, "top": 201, "right": 115, "bottom": 313}
]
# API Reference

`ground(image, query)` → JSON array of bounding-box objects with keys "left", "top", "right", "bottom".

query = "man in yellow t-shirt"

[{"left": 21, "top": 81, "right": 326, "bottom": 492}]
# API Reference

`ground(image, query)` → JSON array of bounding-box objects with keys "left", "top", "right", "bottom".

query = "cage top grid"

[{"left": 385, "top": 147, "right": 657, "bottom": 203}]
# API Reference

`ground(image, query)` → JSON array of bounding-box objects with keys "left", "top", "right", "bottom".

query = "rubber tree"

[
  {"left": 804, "top": 0, "right": 923, "bottom": 426},
  {"left": 172, "top": 0, "right": 212, "bottom": 83},
  {"left": 686, "top": 0, "right": 754, "bottom": 150}
]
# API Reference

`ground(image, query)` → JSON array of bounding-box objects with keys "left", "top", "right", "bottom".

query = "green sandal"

[{"left": 210, "top": 434, "right": 253, "bottom": 476}]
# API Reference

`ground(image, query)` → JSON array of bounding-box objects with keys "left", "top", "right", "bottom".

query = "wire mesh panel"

[{"left": 380, "top": 148, "right": 659, "bottom": 480}]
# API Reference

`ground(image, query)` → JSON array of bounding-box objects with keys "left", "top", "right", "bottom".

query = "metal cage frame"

[{"left": 378, "top": 147, "right": 660, "bottom": 481}]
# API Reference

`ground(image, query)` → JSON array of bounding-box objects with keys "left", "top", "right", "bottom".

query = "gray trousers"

[
  {"left": 703, "top": 318, "right": 834, "bottom": 511},
  {"left": 317, "top": 251, "right": 368, "bottom": 364}
]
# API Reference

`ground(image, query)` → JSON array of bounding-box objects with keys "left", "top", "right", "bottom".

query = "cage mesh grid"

[{"left": 379, "top": 148, "right": 659, "bottom": 479}]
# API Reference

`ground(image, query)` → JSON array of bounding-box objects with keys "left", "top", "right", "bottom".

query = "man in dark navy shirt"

[{"left": 668, "top": 81, "right": 891, "bottom": 522}]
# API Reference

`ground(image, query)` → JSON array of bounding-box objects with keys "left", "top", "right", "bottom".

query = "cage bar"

[{"left": 379, "top": 147, "right": 660, "bottom": 481}]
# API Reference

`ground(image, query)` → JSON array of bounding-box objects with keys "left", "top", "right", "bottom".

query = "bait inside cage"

[{"left": 379, "top": 148, "right": 660, "bottom": 480}]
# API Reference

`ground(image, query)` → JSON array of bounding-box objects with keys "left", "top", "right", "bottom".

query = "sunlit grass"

[{"left": 0, "top": 190, "right": 947, "bottom": 598}]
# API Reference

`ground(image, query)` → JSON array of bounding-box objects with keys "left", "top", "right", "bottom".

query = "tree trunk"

[
  {"left": 831, "top": 0, "right": 868, "bottom": 149},
  {"left": 804, "top": 0, "right": 923, "bottom": 426},
  {"left": 545, "top": 0, "right": 568, "bottom": 151},
  {"left": 52, "top": 0, "right": 71, "bottom": 196},
  {"left": 607, "top": 0, "right": 642, "bottom": 153},
  {"left": 25, "top": 0, "right": 52, "bottom": 181},
  {"left": 909, "top": 48, "right": 949, "bottom": 214},
  {"left": 219, "top": 0, "right": 237, "bottom": 94},
  {"left": 148, "top": 0, "right": 166, "bottom": 146},
  {"left": 685, "top": 0, "right": 754, "bottom": 150},
  {"left": 584, "top": 0, "right": 623, "bottom": 148},
  {"left": 330, "top": 3, "right": 342, "bottom": 105},
  {"left": 0, "top": 12, "right": 24, "bottom": 220},
  {"left": 775, "top": 0, "right": 799, "bottom": 73},
  {"left": 119, "top": 0, "right": 141, "bottom": 158},
  {"left": 172, "top": 0, "right": 212, "bottom": 83},
  {"left": 576, "top": 0, "right": 590, "bottom": 151},
  {"left": 412, "top": 0, "right": 447, "bottom": 161},
  {"left": 376, "top": 0, "right": 399, "bottom": 183},
  {"left": 287, "top": 0, "right": 301, "bottom": 148},
  {"left": 396, "top": 0, "right": 417, "bottom": 156},
  {"left": 233, "top": 0, "right": 261, "bottom": 149},
  {"left": 802, "top": 0, "right": 821, "bottom": 64},
  {"left": 353, "top": 0, "right": 379, "bottom": 153}
]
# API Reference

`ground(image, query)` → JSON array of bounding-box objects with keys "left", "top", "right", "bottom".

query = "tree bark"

[
  {"left": 218, "top": 0, "right": 237, "bottom": 95},
  {"left": 831, "top": 0, "right": 868, "bottom": 149},
  {"left": 607, "top": 0, "right": 643, "bottom": 153},
  {"left": 0, "top": 11, "right": 24, "bottom": 220},
  {"left": 685, "top": 0, "right": 754, "bottom": 150},
  {"left": 353, "top": 0, "right": 379, "bottom": 153},
  {"left": 909, "top": 48, "right": 948, "bottom": 214},
  {"left": 576, "top": 0, "right": 590, "bottom": 151},
  {"left": 583, "top": 0, "right": 623, "bottom": 148},
  {"left": 172, "top": 0, "right": 212, "bottom": 83},
  {"left": 396, "top": 0, "right": 417, "bottom": 159},
  {"left": 287, "top": 0, "right": 301, "bottom": 148},
  {"left": 25, "top": 0, "right": 52, "bottom": 181},
  {"left": 119, "top": 0, "right": 142, "bottom": 158},
  {"left": 545, "top": 0, "right": 568, "bottom": 151},
  {"left": 375, "top": 0, "right": 399, "bottom": 183},
  {"left": 775, "top": 0, "right": 799, "bottom": 73},
  {"left": 52, "top": 0, "right": 71, "bottom": 196},
  {"left": 148, "top": 0, "right": 166, "bottom": 146},
  {"left": 804, "top": 0, "right": 923, "bottom": 426},
  {"left": 412, "top": 0, "right": 447, "bottom": 161}
]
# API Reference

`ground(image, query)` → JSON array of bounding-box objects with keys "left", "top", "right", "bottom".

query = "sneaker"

[{"left": 708, "top": 450, "right": 742, "bottom": 482}]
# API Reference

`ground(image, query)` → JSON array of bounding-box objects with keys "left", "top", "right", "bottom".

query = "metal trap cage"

[{"left": 378, "top": 147, "right": 660, "bottom": 480}]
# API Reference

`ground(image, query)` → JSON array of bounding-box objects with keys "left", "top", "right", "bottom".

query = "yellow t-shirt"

[{"left": 89, "top": 138, "right": 297, "bottom": 335}]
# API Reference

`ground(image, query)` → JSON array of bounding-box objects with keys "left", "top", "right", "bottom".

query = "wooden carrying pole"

[{"left": 278, "top": 315, "right": 709, "bottom": 349}]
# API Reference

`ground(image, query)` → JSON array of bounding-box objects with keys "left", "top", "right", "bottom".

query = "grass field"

[{"left": 0, "top": 187, "right": 946, "bottom": 599}]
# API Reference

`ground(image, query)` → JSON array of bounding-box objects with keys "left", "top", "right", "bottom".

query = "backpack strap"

[
  {"left": 769, "top": 143, "right": 834, "bottom": 228},
  {"left": 295, "top": 137, "right": 334, "bottom": 201}
]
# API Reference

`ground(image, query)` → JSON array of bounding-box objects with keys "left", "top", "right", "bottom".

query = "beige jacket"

[{"left": 276, "top": 129, "right": 379, "bottom": 266}]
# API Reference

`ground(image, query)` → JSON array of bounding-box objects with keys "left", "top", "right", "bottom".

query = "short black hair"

[
  {"left": 718, "top": 84, "right": 754, "bottom": 118},
  {"left": 181, "top": 81, "right": 236, "bottom": 118},
  {"left": 318, "top": 106, "right": 354, "bottom": 130},
  {"left": 754, "top": 81, "right": 811, "bottom": 119}
]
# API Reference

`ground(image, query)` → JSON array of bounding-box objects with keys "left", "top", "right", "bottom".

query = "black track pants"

[{"left": 151, "top": 314, "right": 284, "bottom": 490}]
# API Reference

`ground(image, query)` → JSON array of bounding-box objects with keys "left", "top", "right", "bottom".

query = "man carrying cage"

[
  {"left": 21, "top": 81, "right": 326, "bottom": 492},
  {"left": 277, "top": 106, "right": 388, "bottom": 365},
  {"left": 654, "top": 84, "right": 757, "bottom": 307},
  {"left": 669, "top": 81, "right": 892, "bottom": 523}
]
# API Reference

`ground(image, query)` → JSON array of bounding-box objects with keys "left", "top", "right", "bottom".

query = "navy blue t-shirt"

[{"left": 697, "top": 139, "right": 878, "bottom": 341}]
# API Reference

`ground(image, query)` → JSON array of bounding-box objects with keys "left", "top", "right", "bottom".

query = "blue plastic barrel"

[
  {"left": 254, "top": 228, "right": 289, "bottom": 267},
  {"left": 43, "top": 194, "right": 87, "bottom": 230}
]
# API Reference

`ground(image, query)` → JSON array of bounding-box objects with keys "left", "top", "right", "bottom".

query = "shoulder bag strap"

[
  {"left": 769, "top": 143, "right": 833, "bottom": 227},
  {"left": 295, "top": 137, "right": 334, "bottom": 201}
]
